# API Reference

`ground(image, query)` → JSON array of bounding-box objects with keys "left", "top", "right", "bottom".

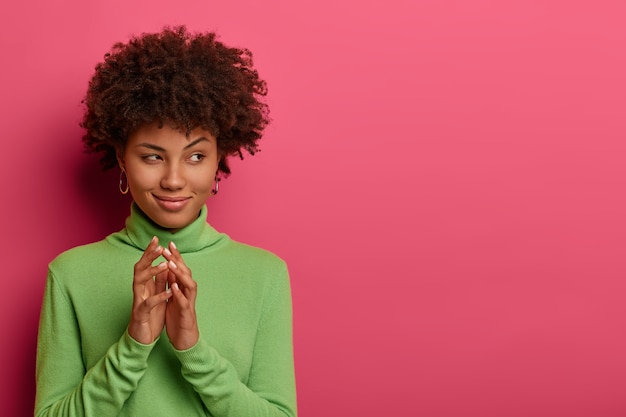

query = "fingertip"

[{"left": 170, "top": 241, "right": 177, "bottom": 251}]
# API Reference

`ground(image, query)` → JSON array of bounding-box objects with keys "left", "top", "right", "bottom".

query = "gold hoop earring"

[
  {"left": 119, "top": 168, "right": 129, "bottom": 195},
  {"left": 210, "top": 176, "right": 220, "bottom": 196}
]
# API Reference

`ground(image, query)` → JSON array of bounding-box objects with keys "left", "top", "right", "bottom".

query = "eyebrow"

[{"left": 135, "top": 137, "right": 211, "bottom": 152}]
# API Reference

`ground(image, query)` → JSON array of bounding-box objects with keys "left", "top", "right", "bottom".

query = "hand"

[
  {"left": 162, "top": 241, "right": 199, "bottom": 350},
  {"left": 128, "top": 236, "right": 173, "bottom": 344}
]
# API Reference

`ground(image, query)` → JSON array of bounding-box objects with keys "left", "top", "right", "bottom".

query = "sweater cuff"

[
  {"left": 173, "top": 336, "right": 216, "bottom": 372},
  {"left": 117, "top": 329, "right": 159, "bottom": 370}
]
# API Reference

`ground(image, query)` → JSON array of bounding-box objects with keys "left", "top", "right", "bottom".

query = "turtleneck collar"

[{"left": 117, "top": 202, "right": 223, "bottom": 254}]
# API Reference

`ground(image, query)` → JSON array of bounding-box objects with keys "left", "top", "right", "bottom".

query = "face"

[{"left": 119, "top": 123, "right": 219, "bottom": 232}]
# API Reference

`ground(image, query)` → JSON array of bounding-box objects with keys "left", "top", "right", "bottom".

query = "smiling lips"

[{"left": 153, "top": 195, "right": 191, "bottom": 211}]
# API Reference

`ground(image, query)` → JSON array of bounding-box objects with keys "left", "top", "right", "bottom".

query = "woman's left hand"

[{"left": 162, "top": 241, "right": 200, "bottom": 350}]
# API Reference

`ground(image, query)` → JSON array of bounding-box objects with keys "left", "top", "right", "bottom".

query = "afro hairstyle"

[{"left": 81, "top": 25, "right": 269, "bottom": 176}]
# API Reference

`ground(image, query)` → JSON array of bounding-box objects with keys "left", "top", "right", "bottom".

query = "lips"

[{"left": 153, "top": 195, "right": 191, "bottom": 211}]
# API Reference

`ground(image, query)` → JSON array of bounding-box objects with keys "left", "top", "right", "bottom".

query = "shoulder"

[
  {"left": 48, "top": 238, "right": 127, "bottom": 278},
  {"left": 50, "top": 239, "right": 105, "bottom": 265},
  {"left": 223, "top": 238, "right": 286, "bottom": 267},
  {"left": 217, "top": 237, "right": 288, "bottom": 275},
  {"left": 187, "top": 235, "right": 290, "bottom": 291},
  {"left": 206, "top": 239, "right": 292, "bottom": 312}
]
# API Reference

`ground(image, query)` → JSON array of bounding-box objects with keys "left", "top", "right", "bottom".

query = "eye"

[
  {"left": 141, "top": 154, "right": 162, "bottom": 163},
  {"left": 188, "top": 153, "right": 205, "bottom": 162}
]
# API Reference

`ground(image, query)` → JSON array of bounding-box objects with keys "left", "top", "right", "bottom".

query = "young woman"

[{"left": 35, "top": 26, "right": 296, "bottom": 417}]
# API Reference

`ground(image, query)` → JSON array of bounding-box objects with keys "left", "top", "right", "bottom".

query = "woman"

[{"left": 35, "top": 26, "right": 296, "bottom": 417}]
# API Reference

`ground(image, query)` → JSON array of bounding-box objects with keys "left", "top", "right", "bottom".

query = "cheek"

[
  {"left": 189, "top": 161, "right": 218, "bottom": 192},
  {"left": 190, "top": 175, "right": 215, "bottom": 193},
  {"left": 126, "top": 166, "right": 159, "bottom": 190}
]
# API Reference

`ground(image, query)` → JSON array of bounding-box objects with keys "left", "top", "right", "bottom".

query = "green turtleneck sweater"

[{"left": 35, "top": 204, "right": 296, "bottom": 417}]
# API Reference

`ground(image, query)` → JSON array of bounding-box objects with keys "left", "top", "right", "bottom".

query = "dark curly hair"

[{"left": 81, "top": 25, "right": 269, "bottom": 176}]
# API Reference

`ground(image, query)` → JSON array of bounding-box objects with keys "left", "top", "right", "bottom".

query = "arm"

[
  {"left": 179, "top": 268, "right": 296, "bottom": 417},
  {"left": 34, "top": 270, "right": 156, "bottom": 417},
  {"left": 163, "top": 244, "right": 297, "bottom": 417},
  {"left": 35, "top": 237, "right": 172, "bottom": 417}
]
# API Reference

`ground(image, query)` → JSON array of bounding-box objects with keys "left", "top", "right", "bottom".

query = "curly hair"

[{"left": 81, "top": 26, "right": 269, "bottom": 175}]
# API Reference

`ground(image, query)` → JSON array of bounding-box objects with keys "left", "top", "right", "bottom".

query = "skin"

[{"left": 118, "top": 123, "right": 220, "bottom": 350}]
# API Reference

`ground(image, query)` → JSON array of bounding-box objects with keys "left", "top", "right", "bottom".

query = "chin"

[{"left": 150, "top": 213, "right": 191, "bottom": 231}]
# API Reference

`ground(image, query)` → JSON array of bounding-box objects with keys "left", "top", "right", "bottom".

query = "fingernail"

[
  {"left": 158, "top": 261, "right": 167, "bottom": 268},
  {"left": 153, "top": 246, "right": 162, "bottom": 254},
  {"left": 170, "top": 241, "right": 177, "bottom": 251},
  {"left": 166, "top": 288, "right": 172, "bottom": 294},
  {"left": 169, "top": 260, "right": 177, "bottom": 269},
  {"left": 151, "top": 236, "right": 157, "bottom": 243},
  {"left": 164, "top": 248, "right": 172, "bottom": 257},
  {"left": 173, "top": 282, "right": 179, "bottom": 290}
]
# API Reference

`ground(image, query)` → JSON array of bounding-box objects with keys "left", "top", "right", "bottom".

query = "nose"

[{"left": 160, "top": 162, "right": 186, "bottom": 190}]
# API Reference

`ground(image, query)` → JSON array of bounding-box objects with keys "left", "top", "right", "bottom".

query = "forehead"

[{"left": 128, "top": 123, "right": 216, "bottom": 147}]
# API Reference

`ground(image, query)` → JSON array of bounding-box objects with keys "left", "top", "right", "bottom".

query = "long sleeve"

[
  {"left": 174, "top": 264, "right": 297, "bottom": 417},
  {"left": 35, "top": 270, "right": 155, "bottom": 417},
  {"left": 35, "top": 205, "right": 298, "bottom": 416}
]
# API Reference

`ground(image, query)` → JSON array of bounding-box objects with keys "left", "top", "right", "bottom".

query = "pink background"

[{"left": 1, "top": 1, "right": 625, "bottom": 416}]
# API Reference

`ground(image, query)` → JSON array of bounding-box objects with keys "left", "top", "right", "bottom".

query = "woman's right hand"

[{"left": 128, "top": 236, "right": 173, "bottom": 344}]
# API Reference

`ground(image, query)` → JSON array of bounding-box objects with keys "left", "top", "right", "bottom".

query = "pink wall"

[{"left": 2, "top": 1, "right": 625, "bottom": 416}]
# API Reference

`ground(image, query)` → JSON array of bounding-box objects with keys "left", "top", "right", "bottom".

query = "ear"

[
  {"left": 217, "top": 155, "right": 226, "bottom": 176},
  {"left": 116, "top": 149, "right": 125, "bottom": 170}
]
